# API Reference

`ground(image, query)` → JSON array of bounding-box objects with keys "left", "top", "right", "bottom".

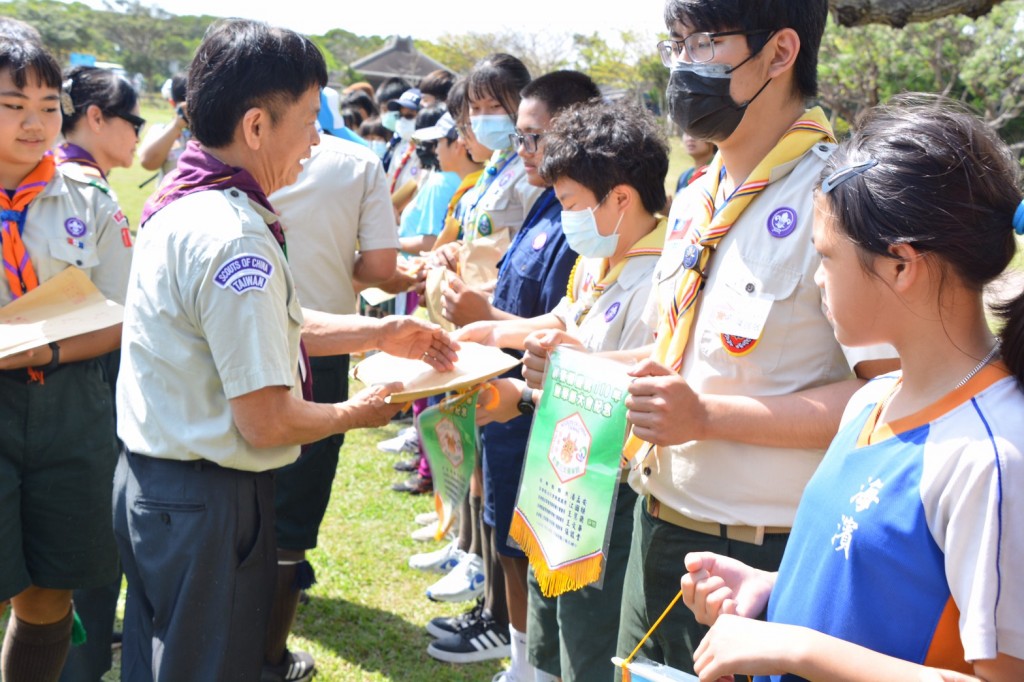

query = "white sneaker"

[
  {"left": 377, "top": 426, "right": 418, "bottom": 454},
  {"left": 411, "top": 523, "right": 455, "bottom": 543},
  {"left": 426, "top": 553, "right": 484, "bottom": 602},
  {"left": 409, "top": 541, "right": 465, "bottom": 573},
  {"left": 414, "top": 510, "right": 439, "bottom": 526}
]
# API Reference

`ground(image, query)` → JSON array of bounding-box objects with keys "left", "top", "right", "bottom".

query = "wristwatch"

[
  {"left": 34, "top": 341, "right": 60, "bottom": 372},
  {"left": 517, "top": 387, "right": 535, "bottom": 416}
]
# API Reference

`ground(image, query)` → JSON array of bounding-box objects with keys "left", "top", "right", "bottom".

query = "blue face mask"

[
  {"left": 368, "top": 139, "right": 387, "bottom": 158},
  {"left": 381, "top": 111, "right": 400, "bottom": 132},
  {"left": 560, "top": 195, "right": 623, "bottom": 259},
  {"left": 470, "top": 114, "right": 516, "bottom": 152}
]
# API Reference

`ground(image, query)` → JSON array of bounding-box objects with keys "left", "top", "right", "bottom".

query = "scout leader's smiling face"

[
  {"left": 0, "top": 67, "right": 62, "bottom": 188},
  {"left": 245, "top": 85, "right": 321, "bottom": 195}
]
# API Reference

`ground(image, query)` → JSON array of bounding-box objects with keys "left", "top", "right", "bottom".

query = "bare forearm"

[
  {"left": 701, "top": 379, "right": 864, "bottom": 449},
  {"left": 352, "top": 249, "right": 397, "bottom": 286},
  {"left": 399, "top": 235, "right": 437, "bottom": 254},
  {"left": 491, "top": 313, "right": 562, "bottom": 349},
  {"left": 231, "top": 386, "right": 393, "bottom": 449},
  {"left": 789, "top": 629, "right": 981, "bottom": 682},
  {"left": 597, "top": 343, "right": 653, "bottom": 365},
  {"left": 301, "top": 309, "right": 383, "bottom": 357},
  {"left": 138, "top": 123, "right": 184, "bottom": 170}
]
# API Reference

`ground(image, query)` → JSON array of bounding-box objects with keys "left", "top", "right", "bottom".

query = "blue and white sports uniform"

[{"left": 763, "top": 365, "right": 1024, "bottom": 681}]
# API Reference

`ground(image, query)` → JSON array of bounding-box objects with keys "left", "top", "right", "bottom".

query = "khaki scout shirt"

[
  {"left": 553, "top": 252, "right": 659, "bottom": 355},
  {"left": 638, "top": 144, "right": 896, "bottom": 527},
  {"left": 0, "top": 165, "right": 133, "bottom": 307},
  {"left": 465, "top": 152, "right": 544, "bottom": 242},
  {"left": 271, "top": 136, "right": 399, "bottom": 315},
  {"left": 117, "top": 189, "right": 303, "bottom": 472}
]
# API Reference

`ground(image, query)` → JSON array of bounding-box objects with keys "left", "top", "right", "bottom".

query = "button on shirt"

[
  {"left": 639, "top": 145, "right": 896, "bottom": 527},
  {"left": 0, "top": 167, "right": 133, "bottom": 306},
  {"left": 117, "top": 189, "right": 303, "bottom": 472}
]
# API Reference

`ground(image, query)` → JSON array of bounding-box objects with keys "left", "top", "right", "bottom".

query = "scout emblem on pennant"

[{"left": 509, "top": 347, "right": 632, "bottom": 597}]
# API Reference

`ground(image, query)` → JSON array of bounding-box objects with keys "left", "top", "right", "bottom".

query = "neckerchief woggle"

[{"left": 621, "top": 108, "right": 834, "bottom": 467}]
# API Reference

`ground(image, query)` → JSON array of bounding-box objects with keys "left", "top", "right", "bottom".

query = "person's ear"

[
  {"left": 765, "top": 28, "right": 800, "bottom": 80},
  {"left": 886, "top": 242, "right": 922, "bottom": 293},
  {"left": 240, "top": 107, "right": 265, "bottom": 150},
  {"left": 86, "top": 104, "right": 104, "bottom": 133},
  {"left": 609, "top": 184, "right": 634, "bottom": 213}
]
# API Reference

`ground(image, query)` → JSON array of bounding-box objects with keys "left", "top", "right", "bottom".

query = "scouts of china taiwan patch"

[
  {"left": 721, "top": 333, "right": 759, "bottom": 356},
  {"left": 214, "top": 253, "right": 274, "bottom": 294}
]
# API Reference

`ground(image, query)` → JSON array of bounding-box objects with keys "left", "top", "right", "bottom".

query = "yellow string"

[{"left": 623, "top": 589, "right": 683, "bottom": 665}]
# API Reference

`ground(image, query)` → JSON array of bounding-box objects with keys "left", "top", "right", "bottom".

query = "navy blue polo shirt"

[{"left": 481, "top": 187, "right": 578, "bottom": 536}]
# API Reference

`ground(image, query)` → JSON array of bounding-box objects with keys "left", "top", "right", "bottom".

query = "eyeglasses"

[
  {"left": 820, "top": 158, "right": 879, "bottom": 194},
  {"left": 107, "top": 111, "right": 146, "bottom": 136},
  {"left": 509, "top": 131, "right": 544, "bottom": 154},
  {"left": 657, "top": 29, "right": 773, "bottom": 67}
]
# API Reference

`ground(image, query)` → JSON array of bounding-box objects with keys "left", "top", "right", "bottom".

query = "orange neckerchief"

[{"left": 1, "top": 154, "right": 57, "bottom": 382}]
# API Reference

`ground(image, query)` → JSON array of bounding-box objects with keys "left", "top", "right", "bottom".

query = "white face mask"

[
  {"left": 368, "top": 139, "right": 387, "bottom": 158},
  {"left": 560, "top": 195, "right": 623, "bottom": 259},
  {"left": 394, "top": 116, "right": 417, "bottom": 140}
]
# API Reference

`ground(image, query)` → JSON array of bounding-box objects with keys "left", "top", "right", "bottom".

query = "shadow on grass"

[{"left": 293, "top": 594, "right": 505, "bottom": 682}]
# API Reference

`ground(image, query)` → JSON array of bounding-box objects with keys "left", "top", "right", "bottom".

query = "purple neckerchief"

[
  {"left": 140, "top": 140, "right": 314, "bottom": 408},
  {"left": 54, "top": 142, "right": 106, "bottom": 181}
]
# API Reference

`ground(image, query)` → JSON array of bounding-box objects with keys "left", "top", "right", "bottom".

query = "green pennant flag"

[
  {"left": 509, "top": 347, "right": 631, "bottom": 596},
  {"left": 418, "top": 392, "right": 478, "bottom": 540}
]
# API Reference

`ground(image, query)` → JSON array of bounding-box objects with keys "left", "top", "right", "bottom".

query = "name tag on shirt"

[{"left": 709, "top": 280, "right": 774, "bottom": 340}]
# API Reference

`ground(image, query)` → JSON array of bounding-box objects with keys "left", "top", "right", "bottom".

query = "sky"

[{"left": 129, "top": 0, "right": 668, "bottom": 43}]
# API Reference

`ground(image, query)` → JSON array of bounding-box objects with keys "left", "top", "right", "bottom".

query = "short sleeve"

[
  {"left": 88, "top": 192, "right": 134, "bottom": 305},
  {"left": 356, "top": 157, "right": 399, "bottom": 251},
  {"left": 931, "top": 433, "right": 1024, "bottom": 661},
  {"left": 190, "top": 236, "right": 296, "bottom": 399}
]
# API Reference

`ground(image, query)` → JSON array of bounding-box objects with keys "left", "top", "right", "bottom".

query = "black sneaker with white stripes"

[
  {"left": 425, "top": 614, "right": 510, "bottom": 663},
  {"left": 425, "top": 599, "right": 484, "bottom": 639},
  {"left": 261, "top": 649, "right": 315, "bottom": 682}
]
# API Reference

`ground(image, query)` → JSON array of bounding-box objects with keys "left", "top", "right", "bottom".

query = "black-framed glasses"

[
  {"left": 509, "top": 131, "right": 544, "bottom": 154},
  {"left": 657, "top": 29, "right": 773, "bottom": 67},
  {"left": 821, "top": 158, "right": 879, "bottom": 194},
  {"left": 107, "top": 110, "right": 146, "bottom": 136}
]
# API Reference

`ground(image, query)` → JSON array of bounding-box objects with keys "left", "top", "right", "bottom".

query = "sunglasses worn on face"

[{"left": 107, "top": 110, "right": 146, "bottom": 136}]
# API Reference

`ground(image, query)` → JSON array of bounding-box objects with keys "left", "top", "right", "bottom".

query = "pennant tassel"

[{"left": 509, "top": 512, "right": 604, "bottom": 598}]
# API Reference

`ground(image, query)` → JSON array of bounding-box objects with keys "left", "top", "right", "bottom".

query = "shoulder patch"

[{"left": 214, "top": 253, "right": 274, "bottom": 295}]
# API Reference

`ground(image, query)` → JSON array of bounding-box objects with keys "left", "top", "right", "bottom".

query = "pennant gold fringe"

[{"left": 509, "top": 511, "right": 604, "bottom": 598}]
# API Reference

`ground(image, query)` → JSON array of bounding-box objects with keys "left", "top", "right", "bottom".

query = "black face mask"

[{"left": 666, "top": 55, "right": 772, "bottom": 143}]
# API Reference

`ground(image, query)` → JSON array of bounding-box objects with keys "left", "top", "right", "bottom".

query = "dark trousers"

[
  {"left": 113, "top": 451, "right": 276, "bottom": 682},
  {"left": 615, "top": 495, "right": 788, "bottom": 677},
  {"left": 274, "top": 354, "right": 350, "bottom": 551}
]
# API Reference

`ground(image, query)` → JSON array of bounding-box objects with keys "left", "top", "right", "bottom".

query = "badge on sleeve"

[
  {"left": 214, "top": 253, "right": 274, "bottom": 294},
  {"left": 64, "top": 217, "right": 87, "bottom": 238}
]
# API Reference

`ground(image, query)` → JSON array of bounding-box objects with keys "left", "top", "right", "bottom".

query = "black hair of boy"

[
  {"left": 170, "top": 73, "right": 187, "bottom": 103},
  {"left": 342, "top": 89, "right": 378, "bottom": 118},
  {"left": 664, "top": 0, "right": 828, "bottom": 98},
  {"left": 520, "top": 70, "right": 601, "bottom": 117},
  {"left": 0, "top": 17, "right": 42, "bottom": 44},
  {"left": 419, "top": 69, "right": 456, "bottom": 103},
  {"left": 61, "top": 66, "right": 139, "bottom": 135},
  {"left": 540, "top": 101, "right": 669, "bottom": 215},
  {"left": 358, "top": 116, "right": 391, "bottom": 141},
  {"left": 376, "top": 76, "right": 411, "bottom": 107},
  {"left": 467, "top": 53, "right": 531, "bottom": 121},
  {"left": 186, "top": 19, "right": 327, "bottom": 149},
  {"left": 0, "top": 33, "right": 61, "bottom": 90}
]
